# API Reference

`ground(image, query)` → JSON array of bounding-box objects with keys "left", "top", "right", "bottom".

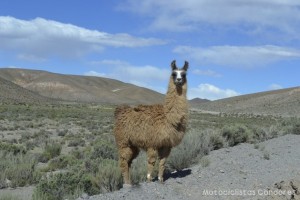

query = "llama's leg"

[
  {"left": 158, "top": 147, "right": 171, "bottom": 183},
  {"left": 119, "top": 146, "right": 138, "bottom": 185},
  {"left": 146, "top": 148, "right": 157, "bottom": 182}
]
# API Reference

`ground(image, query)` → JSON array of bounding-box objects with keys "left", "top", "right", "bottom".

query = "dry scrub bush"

[
  {"left": 38, "top": 141, "right": 62, "bottom": 163},
  {"left": 90, "top": 139, "right": 118, "bottom": 160},
  {"left": 0, "top": 195, "right": 21, "bottom": 200},
  {"left": 94, "top": 159, "right": 123, "bottom": 193},
  {"left": 222, "top": 124, "right": 253, "bottom": 146},
  {"left": 33, "top": 172, "right": 83, "bottom": 200},
  {"left": 167, "top": 129, "right": 212, "bottom": 171},
  {"left": 0, "top": 151, "right": 39, "bottom": 188}
]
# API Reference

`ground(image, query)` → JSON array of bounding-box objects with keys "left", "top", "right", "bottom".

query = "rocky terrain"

[{"left": 80, "top": 134, "right": 300, "bottom": 200}]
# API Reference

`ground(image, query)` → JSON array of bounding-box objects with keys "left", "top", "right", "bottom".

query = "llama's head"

[{"left": 171, "top": 60, "right": 189, "bottom": 87}]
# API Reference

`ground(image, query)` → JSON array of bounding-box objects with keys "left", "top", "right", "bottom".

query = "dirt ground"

[
  {"left": 78, "top": 134, "right": 300, "bottom": 200},
  {"left": 1, "top": 134, "right": 299, "bottom": 200}
]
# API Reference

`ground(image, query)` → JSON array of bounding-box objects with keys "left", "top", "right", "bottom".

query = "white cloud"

[
  {"left": 0, "top": 16, "right": 166, "bottom": 61},
  {"left": 268, "top": 83, "right": 283, "bottom": 90},
  {"left": 192, "top": 69, "right": 221, "bottom": 77},
  {"left": 119, "top": 0, "right": 300, "bottom": 37},
  {"left": 188, "top": 83, "right": 240, "bottom": 100},
  {"left": 89, "top": 60, "right": 169, "bottom": 81},
  {"left": 174, "top": 45, "right": 300, "bottom": 68},
  {"left": 84, "top": 71, "right": 107, "bottom": 77},
  {"left": 85, "top": 60, "right": 170, "bottom": 93}
]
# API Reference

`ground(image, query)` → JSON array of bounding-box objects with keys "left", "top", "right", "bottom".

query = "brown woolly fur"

[{"left": 114, "top": 60, "right": 189, "bottom": 185}]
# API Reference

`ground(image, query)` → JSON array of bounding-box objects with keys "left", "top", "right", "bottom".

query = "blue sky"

[{"left": 0, "top": 0, "right": 300, "bottom": 100}]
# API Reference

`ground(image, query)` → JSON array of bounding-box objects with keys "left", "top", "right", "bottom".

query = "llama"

[{"left": 114, "top": 60, "right": 189, "bottom": 185}]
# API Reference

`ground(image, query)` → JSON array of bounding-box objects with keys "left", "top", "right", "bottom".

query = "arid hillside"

[
  {"left": 0, "top": 68, "right": 164, "bottom": 105},
  {"left": 194, "top": 87, "right": 300, "bottom": 117},
  {"left": 0, "top": 76, "right": 52, "bottom": 104}
]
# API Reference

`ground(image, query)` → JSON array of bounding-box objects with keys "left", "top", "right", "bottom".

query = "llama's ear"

[
  {"left": 183, "top": 61, "right": 189, "bottom": 71},
  {"left": 171, "top": 60, "right": 177, "bottom": 70}
]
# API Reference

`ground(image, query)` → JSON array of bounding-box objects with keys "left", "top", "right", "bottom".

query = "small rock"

[{"left": 220, "top": 169, "right": 225, "bottom": 173}]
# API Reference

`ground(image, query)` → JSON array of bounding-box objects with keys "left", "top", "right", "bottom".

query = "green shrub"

[
  {"left": 251, "top": 126, "right": 267, "bottom": 142},
  {"left": 45, "top": 141, "right": 62, "bottom": 158},
  {"left": 0, "top": 195, "right": 22, "bottom": 200},
  {"left": 91, "top": 140, "right": 118, "bottom": 160},
  {"left": 167, "top": 129, "right": 211, "bottom": 171},
  {"left": 209, "top": 131, "right": 224, "bottom": 150},
  {"left": 130, "top": 152, "right": 148, "bottom": 184},
  {"left": 80, "top": 174, "right": 101, "bottom": 195},
  {"left": 37, "top": 142, "right": 62, "bottom": 163},
  {"left": 68, "top": 138, "right": 85, "bottom": 147},
  {"left": 0, "top": 142, "right": 26, "bottom": 155},
  {"left": 94, "top": 159, "right": 122, "bottom": 193},
  {"left": 0, "top": 151, "right": 39, "bottom": 188},
  {"left": 34, "top": 172, "right": 82, "bottom": 200},
  {"left": 292, "top": 121, "right": 300, "bottom": 135},
  {"left": 47, "top": 155, "right": 76, "bottom": 171},
  {"left": 57, "top": 129, "right": 68, "bottom": 137},
  {"left": 222, "top": 124, "right": 253, "bottom": 146},
  {"left": 0, "top": 172, "right": 6, "bottom": 189},
  {"left": 34, "top": 159, "right": 122, "bottom": 199}
]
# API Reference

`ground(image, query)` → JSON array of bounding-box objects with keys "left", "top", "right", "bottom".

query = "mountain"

[
  {"left": 189, "top": 98, "right": 210, "bottom": 107},
  {"left": 1, "top": 68, "right": 299, "bottom": 116},
  {"left": 0, "top": 68, "right": 165, "bottom": 105},
  {"left": 0, "top": 76, "right": 52, "bottom": 104},
  {"left": 195, "top": 87, "right": 300, "bottom": 117}
]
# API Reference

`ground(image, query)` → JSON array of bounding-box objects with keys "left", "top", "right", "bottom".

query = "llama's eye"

[
  {"left": 172, "top": 72, "right": 177, "bottom": 77},
  {"left": 181, "top": 73, "right": 186, "bottom": 77}
]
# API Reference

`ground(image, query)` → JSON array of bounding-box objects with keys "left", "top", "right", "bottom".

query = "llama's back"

[{"left": 114, "top": 104, "right": 168, "bottom": 149}]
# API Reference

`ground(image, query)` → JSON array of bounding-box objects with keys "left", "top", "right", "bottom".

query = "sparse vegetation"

[
  {"left": 0, "top": 195, "right": 22, "bottom": 200},
  {"left": 167, "top": 129, "right": 211, "bottom": 171},
  {"left": 0, "top": 103, "right": 299, "bottom": 199},
  {"left": 0, "top": 151, "right": 39, "bottom": 188}
]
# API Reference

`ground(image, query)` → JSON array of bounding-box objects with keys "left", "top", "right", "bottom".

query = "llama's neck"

[{"left": 164, "top": 78, "right": 188, "bottom": 126}]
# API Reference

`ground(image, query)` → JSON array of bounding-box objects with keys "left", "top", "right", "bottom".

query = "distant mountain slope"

[
  {"left": 196, "top": 87, "right": 300, "bottom": 117},
  {"left": 0, "top": 68, "right": 165, "bottom": 104},
  {"left": 189, "top": 98, "right": 210, "bottom": 107},
  {"left": 0, "top": 76, "right": 52, "bottom": 104}
]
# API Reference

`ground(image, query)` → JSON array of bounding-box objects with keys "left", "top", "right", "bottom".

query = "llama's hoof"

[
  {"left": 147, "top": 174, "right": 153, "bottom": 182},
  {"left": 158, "top": 177, "right": 164, "bottom": 183},
  {"left": 123, "top": 184, "right": 132, "bottom": 189}
]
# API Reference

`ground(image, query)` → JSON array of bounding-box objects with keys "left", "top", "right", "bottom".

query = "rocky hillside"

[
  {"left": 195, "top": 87, "right": 300, "bottom": 117},
  {"left": 0, "top": 76, "right": 53, "bottom": 104},
  {"left": 0, "top": 68, "right": 164, "bottom": 104}
]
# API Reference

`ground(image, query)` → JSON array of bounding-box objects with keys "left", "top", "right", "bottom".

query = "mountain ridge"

[
  {"left": 195, "top": 86, "right": 300, "bottom": 117},
  {"left": 0, "top": 68, "right": 165, "bottom": 105},
  {"left": 1, "top": 68, "right": 299, "bottom": 117}
]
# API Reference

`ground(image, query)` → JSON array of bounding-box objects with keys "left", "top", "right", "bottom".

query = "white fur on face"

[
  {"left": 174, "top": 70, "right": 182, "bottom": 79},
  {"left": 172, "top": 69, "right": 186, "bottom": 85}
]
